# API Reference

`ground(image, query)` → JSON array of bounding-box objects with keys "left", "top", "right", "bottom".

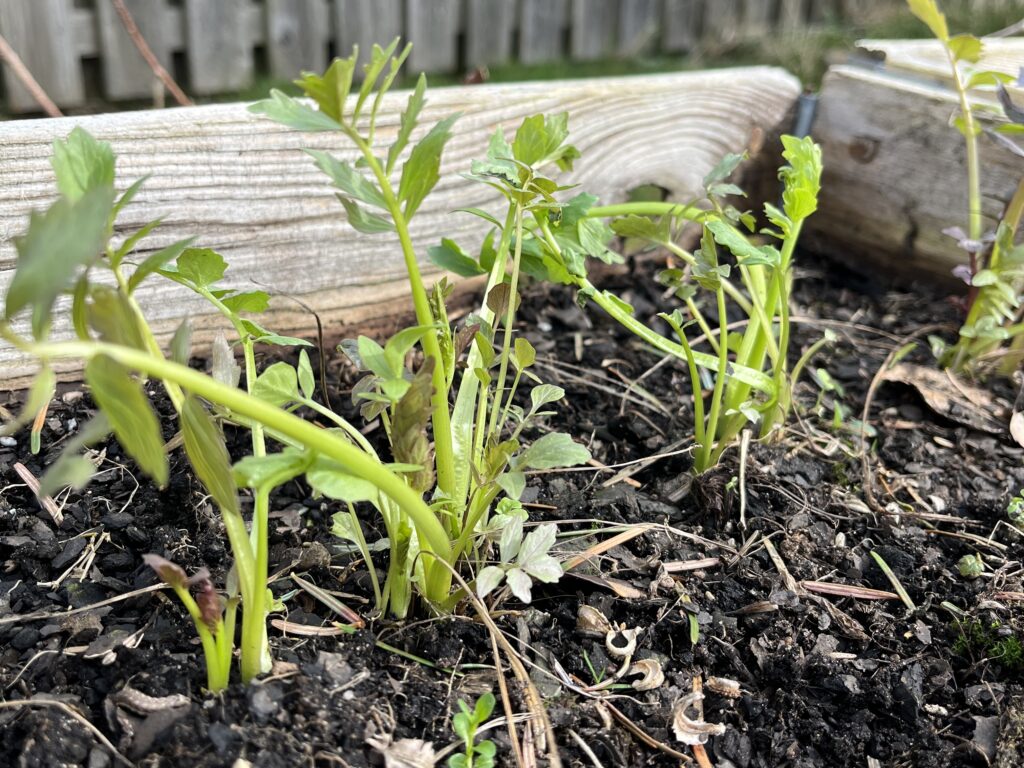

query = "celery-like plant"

[
  {"left": 906, "top": 0, "right": 1024, "bottom": 372},
  {"left": 1, "top": 43, "right": 591, "bottom": 690},
  {"left": 432, "top": 128, "right": 821, "bottom": 474},
  {"left": 251, "top": 41, "right": 591, "bottom": 618}
]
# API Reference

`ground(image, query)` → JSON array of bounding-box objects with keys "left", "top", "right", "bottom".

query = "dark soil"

[{"left": 2, "top": 256, "right": 1023, "bottom": 768}]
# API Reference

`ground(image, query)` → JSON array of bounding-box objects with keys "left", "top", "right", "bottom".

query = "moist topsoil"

[{"left": 1, "top": 256, "right": 1022, "bottom": 768}]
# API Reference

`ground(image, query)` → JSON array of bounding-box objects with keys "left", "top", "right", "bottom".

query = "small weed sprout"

[
  {"left": 957, "top": 553, "right": 985, "bottom": 579},
  {"left": 1008, "top": 490, "right": 1024, "bottom": 527},
  {"left": 449, "top": 692, "right": 497, "bottom": 768}
]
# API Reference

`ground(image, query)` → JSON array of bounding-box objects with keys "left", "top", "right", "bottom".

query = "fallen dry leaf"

[{"left": 881, "top": 362, "right": 1003, "bottom": 434}]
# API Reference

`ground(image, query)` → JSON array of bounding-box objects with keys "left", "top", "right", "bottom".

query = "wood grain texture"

[
  {"left": 0, "top": 0, "right": 83, "bottom": 112},
  {"left": 96, "top": 0, "right": 172, "bottom": 101},
  {"left": 519, "top": 0, "right": 569, "bottom": 64},
  {"left": 859, "top": 38, "right": 1024, "bottom": 99},
  {"left": 466, "top": 0, "right": 516, "bottom": 68},
  {"left": 808, "top": 65, "right": 1023, "bottom": 285},
  {"left": 183, "top": 0, "right": 254, "bottom": 94},
  {"left": 266, "top": 0, "right": 329, "bottom": 79},
  {"left": 0, "top": 68, "right": 800, "bottom": 384}
]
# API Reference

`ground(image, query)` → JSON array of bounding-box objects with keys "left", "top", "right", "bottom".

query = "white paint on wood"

[
  {"left": 0, "top": 68, "right": 801, "bottom": 384},
  {"left": 0, "top": 0, "right": 84, "bottom": 112},
  {"left": 809, "top": 65, "right": 1024, "bottom": 284}
]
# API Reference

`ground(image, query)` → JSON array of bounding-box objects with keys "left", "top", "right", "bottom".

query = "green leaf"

[
  {"left": 181, "top": 396, "right": 238, "bottom": 515},
  {"left": 512, "top": 113, "right": 571, "bottom": 167},
  {"left": 514, "top": 432, "right": 591, "bottom": 470},
  {"left": 51, "top": 127, "right": 115, "bottom": 202},
  {"left": 399, "top": 114, "right": 459, "bottom": 219},
  {"left": 170, "top": 318, "right": 192, "bottom": 365},
  {"left": 475, "top": 692, "right": 496, "bottom": 721},
  {"left": 388, "top": 73, "right": 426, "bottom": 174},
  {"left": 907, "top": 0, "right": 949, "bottom": 41},
  {"left": 297, "top": 350, "right": 316, "bottom": 399},
  {"left": 357, "top": 336, "right": 393, "bottom": 378},
  {"left": 305, "top": 149, "right": 387, "bottom": 208},
  {"left": 496, "top": 471, "right": 526, "bottom": 500},
  {"left": 513, "top": 337, "right": 536, "bottom": 370},
  {"left": 530, "top": 384, "right": 564, "bottom": 410},
  {"left": 85, "top": 355, "right": 168, "bottom": 487},
  {"left": 391, "top": 360, "right": 435, "bottom": 493},
  {"left": 703, "top": 152, "right": 746, "bottom": 189},
  {"left": 476, "top": 566, "right": 506, "bottom": 599},
  {"left": 778, "top": 135, "right": 822, "bottom": 225},
  {"left": 307, "top": 458, "right": 379, "bottom": 502},
  {"left": 707, "top": 220, "right": 780, "bottom": 267},
  {"left": 88, "top": 285, "right": 148, "bottom": 350},
  {"left": 338, "top": 195, "right": 394, "bottom": 234},
  {"left": 611, "top": 214, "right": 669, "bottom": 242},
  {"left": 948, "top": 34, "right": 982, "bottom": 63},
  {"left": 356, "top": 39, "right": 402, "bottom": 118},
  {"left": 249, "top": 89, "right": 342, "bottom": 132},
  {"left": 233, "top": 447, "right": 310, "bottom": 489},
  {"left": 428, "top": 238, "right": 485, "bottom": 277},
  {"left": 211, "top": 333, "right": 241, "bottom": 388},
  {"left": 38, "top": 415, "right": 111, "bottom": 496},
  {"left": 221, "top": 290, "right": 270, "bottom": 314},
  {"left": 111, "top": 218, "right": 162, "bottom": 269},
  {"left": 966, "top": 70, "right": 1015, "bottom": 90},
  {"left": 127, "top": 237, "right": 195, "bottom": 292},
  {"left": 7, "top": 184, "right": 114, "bottom": 338},
  {"left": 253, "top": 361, "right": 300, "bottom": 406},
  {"left": 169, "top": 248, "right": 227, "bottom": 289}
]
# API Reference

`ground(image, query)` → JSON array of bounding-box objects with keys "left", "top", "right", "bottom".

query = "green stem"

[
  {"left": 586, "top": 202, "right": 709, "bottom": 221},
  {"left": 23, "top": 338, "right": 455, "bottom": 601},
  {"left": 487, "top": 203, "right": 525, "bottom": 441},
  {"left": 170, "top": 583, "right": 228, "bottom": 692},
  {"left": 699, "top": 287, "right": 730, "bottom": 471},
  {"left": 357, "top": 136, "right": 456, "bottom": 502}
]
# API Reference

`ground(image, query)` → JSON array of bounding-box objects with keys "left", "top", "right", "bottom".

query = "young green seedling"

[{"left": 449, "top": 692, "right": 497, "bottom": 768}]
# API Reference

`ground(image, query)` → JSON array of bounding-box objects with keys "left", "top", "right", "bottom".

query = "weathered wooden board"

[
  {"left": 618, "top": 0, "right": 660, "bottom": 56},
  {"left": 183, "top": 0, "right": 254, "bottom": 94},
  {"left": 406, "top": 0, "right": 461, "bottom": 73},
  {"left": 334, "top": 0, "right": 403, "bottom": 72},
  {"left": 662, "top": 0, "right": 701, "bottom": 53},
  {"left": 466, "top": 0, "right": 516, "bottom": 68},
  {"left": 808, "top": 64, "right": 1024, "bottom": 284},
  {"left": 0, "top": 0, "right": 84, "bottom": 112},
  {"left": 266, "top": 0, "right": 329, "bottom": 80},
  {"left": 95, "top": 0, "right": 172, "bottom": 102},
  {"left": 519, "top": 0, "right": 569, "bottom": 64},
  {"left": 571, "top": 0, "right": 617, "bottom": 60},
  {"left": 0, "top": 68, "right": 801, "bottom": 385}
]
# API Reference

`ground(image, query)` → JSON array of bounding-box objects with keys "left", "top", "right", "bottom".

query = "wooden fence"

[{"left": 0, "top": 0, "right": 1015, "bottom": 114}]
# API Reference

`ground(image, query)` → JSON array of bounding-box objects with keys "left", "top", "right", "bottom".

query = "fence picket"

[
  {"left": 519, "top": 0, "right": 569, "bottom": 64},
  {"left": 335, "top": 0, "right": 403, "bottom": 72},
  {"left": 571, "top": 0, "right": 617, "bottom": 60},
  {"left": 742, "top": 0, "right": 774, "bottom": 38},
  {"left": 95, "top": 0, "right": 171, "bottom": 102},
  {"left": 266, "top": 0, "right": 328, "bottom": 79},
  {"left": 703, "top": 0, "right": 743, "bottom": 44},
  {"left": 407, "top": 0, "right": 461, "bottom": 73},
  {"left": 183, "top": 0, "right": 253, "bottom": 94},
  {"left": 663, "top": 0, "right": 702, "bottom": 53},
  {"left": 0, "top": 0, "right": 83, "bottom": 112},
  {"left": 467, "top": 0, "right": 516, "bottom": 68},
  {"left": 619, "top": 0, "right": 661, "bottom": 55}
]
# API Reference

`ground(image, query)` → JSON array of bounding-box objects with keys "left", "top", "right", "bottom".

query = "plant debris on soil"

[{"left": 2, "top": 255, "right": 1023, "bottom": 768}]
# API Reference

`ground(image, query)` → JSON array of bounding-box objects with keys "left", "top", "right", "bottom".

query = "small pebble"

[{"left": 0, "top": 436, "right": 16, "bottom": 448}]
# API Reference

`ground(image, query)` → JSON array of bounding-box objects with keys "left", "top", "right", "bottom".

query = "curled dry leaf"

[
  {"left": 605, "top": 625, "right": 639, "bottom": 659},
  {"left": 627, "top": 659, "right": 664, "bottom": 691},
  {"left": 576, "top": 605, "right": 613, "bottom": 637},
  {"left": 671, "top": 692, "right": 726, "bottom": 746},
  {"left": 1010, "top": 410, "right": 1024, "bottom": 448},
  {"left": 377, "top": 738, "right": 436, "bottom": 768},
  {"left": 881, "top": 362, "right": 1003, "bottom": 434}
]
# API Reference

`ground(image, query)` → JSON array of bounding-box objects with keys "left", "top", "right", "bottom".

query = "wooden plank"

[
  {"left": 266, "top": 0, "right": 328, "bottom": 80},
  {"left": 779, "top": 0, "right": 808, "bottom": 30},
  {"left": 95, "top": 0, "right": 172, "bottom": 102},
  {"left": 0, "top": 67, "right": 801, "bottom": 385},
  {"left": 662, "top": 0, "right": 701, "bottom": 53},
  {"left": 570, "top": 0, "right": 617, "bottom": 61},
  {"left": 702, "top": 0, "right": 742, "bottom": 44},
  {"left": 466, "top": 0, "right": 515, "bottom": 68},
  {"left": 807, "top": 65, "right": 1022, "bottom": 284},
  {"left": 335, "top": 0, "right": 403, "bottom": 72},
  {"left": 183, "top": 0, "right": 253, "bottom": 94},
  {"left": 0, "top": 0, "right": 84, "bottom": 112},
  {"left": 860, "top": 38, "right": 1024, "bottom": 99},
  {"left": 519, "top": 0, "right": 569, "bottom": 64},
  {"left": 406, "top": 0, "right": 461, "bottom": 73},
  {"left": 618, "top": 0, "right": 661, "bottom": 56}
]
